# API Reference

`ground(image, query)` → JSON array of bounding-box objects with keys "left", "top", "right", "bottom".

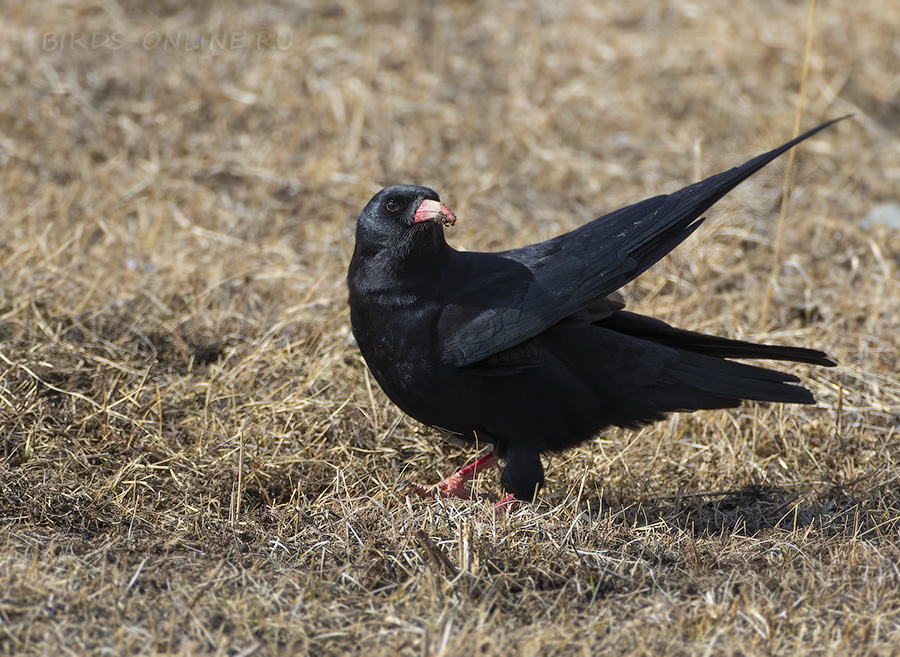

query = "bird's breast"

[{"left": 349, "top": 295, "right": 460, "bottom": 422}]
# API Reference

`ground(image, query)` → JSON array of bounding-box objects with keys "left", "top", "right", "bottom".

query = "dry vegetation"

[{"left": 1, "top": 0, "right": 899, "bottom": 654}]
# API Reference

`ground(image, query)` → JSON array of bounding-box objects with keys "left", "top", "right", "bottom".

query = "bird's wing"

[{"left": 440, "top": 117, "right": 845, "bottom": 368}]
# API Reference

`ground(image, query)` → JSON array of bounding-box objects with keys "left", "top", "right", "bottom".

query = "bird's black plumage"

[{"left": 348, "top": 119, "right": 841, "bottom": 501}]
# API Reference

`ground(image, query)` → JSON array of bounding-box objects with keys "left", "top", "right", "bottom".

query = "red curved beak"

[{"left": 414, "top": 199, "right": 457, "bottom": 227}]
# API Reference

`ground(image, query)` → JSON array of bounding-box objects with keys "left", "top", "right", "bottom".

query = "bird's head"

[
  {"left": 351, "top": 185, "right": 458, "bottom": 283},
  {"left": 356, "top": 185, "right": 456, "bottom": 245}
]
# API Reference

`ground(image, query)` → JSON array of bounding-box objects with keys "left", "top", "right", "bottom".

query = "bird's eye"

[{"left": 385, "top": 199, "right": 401, "bottom": 213}]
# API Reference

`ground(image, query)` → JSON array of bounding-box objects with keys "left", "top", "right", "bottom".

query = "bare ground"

[{"left": 1, "top": 1, "right": 899, "bottom": 655}]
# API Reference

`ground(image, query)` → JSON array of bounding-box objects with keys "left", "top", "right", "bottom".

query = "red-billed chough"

[{"left": 348, "top": 118, "right": 842, "bottom": 504}]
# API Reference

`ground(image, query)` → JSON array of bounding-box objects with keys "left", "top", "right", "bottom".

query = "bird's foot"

[
  {"left": 405, "top": 478, "right": 482, "bottom": 501},
  {"left": 404, "top": 451, "right": 501, "bottom": 502},
  {"left": 492, "top": 494, "right": 518, "bottom": 511}
]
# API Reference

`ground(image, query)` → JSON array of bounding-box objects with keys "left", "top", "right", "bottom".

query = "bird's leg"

[
  {"left": 406, "top": 452, "right": 500, "bottom": 500},
  {"left": 492, "top": 494, "right": 518, "bottom": 511}
]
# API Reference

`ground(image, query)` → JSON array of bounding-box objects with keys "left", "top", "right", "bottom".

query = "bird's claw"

[
  {"left": 404, "top": 479, "right": 486, "bottom": 501},
  {"left": 401, "top": 452, "right": 502, "bottom": 503},
  {"left": 491, "top": 494, "right": 518, "bottom": 512}
]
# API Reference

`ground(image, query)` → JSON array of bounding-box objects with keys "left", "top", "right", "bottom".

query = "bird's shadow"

[{"left": 581, "top": 484, "right": 890, "bottom": 538}]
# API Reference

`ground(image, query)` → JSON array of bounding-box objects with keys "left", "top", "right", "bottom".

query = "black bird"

[{"left": 348, "top": 119, "right": 841, "bottom": 503}]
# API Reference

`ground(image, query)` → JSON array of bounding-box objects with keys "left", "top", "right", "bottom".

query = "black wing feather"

[{"left": 441, "top": 117, "right": 846, "bottom": 368}]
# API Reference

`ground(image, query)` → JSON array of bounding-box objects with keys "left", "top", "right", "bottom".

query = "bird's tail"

[
  {"left": 593, "top": 310, "right": 833, "bottom": 417},
  {"left": 599, "top": 310, "right": 834, "bottom": 366}
]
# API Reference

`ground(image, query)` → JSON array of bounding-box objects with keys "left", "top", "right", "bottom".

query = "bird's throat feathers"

[{"left": 352, "top": 222, "right": 452, "bottom": 289}]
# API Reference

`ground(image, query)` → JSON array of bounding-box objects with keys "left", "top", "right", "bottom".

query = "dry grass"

[{"left": 1, "top": 0, "right": 899, "bottom": 654}]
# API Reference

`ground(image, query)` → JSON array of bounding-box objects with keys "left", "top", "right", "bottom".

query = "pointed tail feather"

[{"left": 600, "top": 310, "right": 836, "bottom": 367}]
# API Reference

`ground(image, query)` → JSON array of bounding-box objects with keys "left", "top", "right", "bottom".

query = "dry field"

[{"left": 1, "top": 1, "right": 899, "bottom": 655}]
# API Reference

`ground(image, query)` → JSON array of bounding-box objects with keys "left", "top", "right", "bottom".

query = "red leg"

[
  {"left": 492, "top": 494, "right": 518, "bottom": 511},
  {"left": 406, "top": 452, "right": 500, "bottom": 500}
]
